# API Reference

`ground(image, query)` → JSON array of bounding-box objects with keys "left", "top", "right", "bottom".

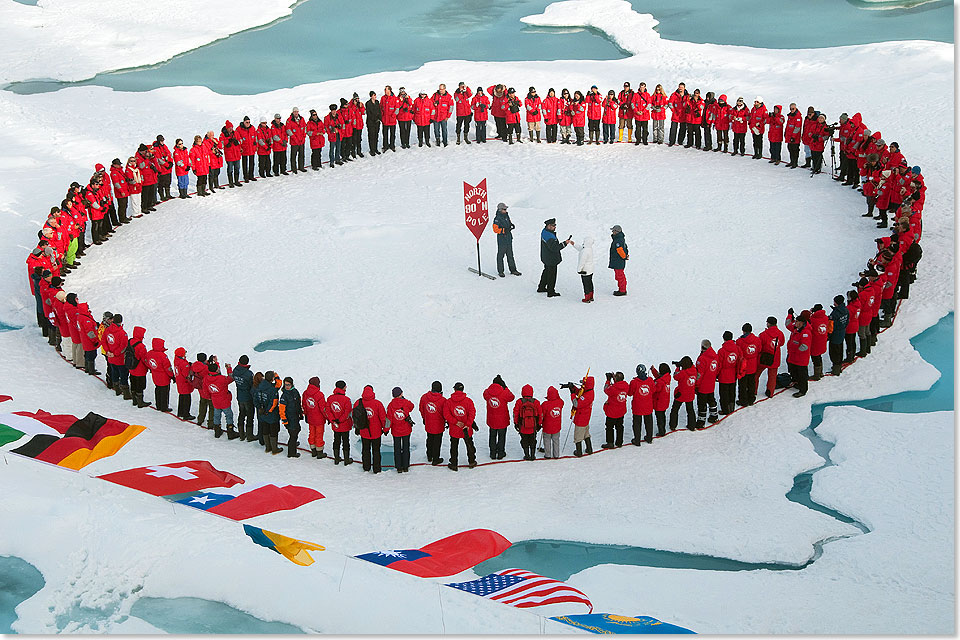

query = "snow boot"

[
  {"left": 227, "top": 424, "right": 238, "bottom": 440},
  {"left": 214, "top": 423, "right": 223, "bottom": 438},
  {"left": 574, "top": 442, "right": 583, "bottom": 457},
  {"left": 464, "top": 136, "right": 471, "bottom": 144},
  {"left": 536, "top": 131, "right": 541, "bottom": 143},
  {"left": 613, "top": 290, "right": 627, "bottom": 296},
  {"left": 830, "top": 364, "right": 842, "bottom": 376},
  {"left": 507, "top": 133, "right": 513, "bottom": 145},
  {"left": 121, "top": 385, "right": 131, "bottom": 401},
  {"left": 456, "top": 132, "right": 461, "bottom": 145},
  {"left": 271, "top": 436, "right": 282, "bottom": 454},
  {"left": 802, "top": 158, "right": 811, "bottom": 168},
  {"left": 317, "top": 449, "right": 327, "bottom": 459},
  {"left": 134, "top": 392, "right": 150, "bottom": 409},
  {"left": 618, "top": 130, "right": 623, "bottom": 142},
  {"left": 581, "top": 292, "right": 594, "bottom": 303},
  {"left": 310, "top": 447, "right": 318, "bottom": 458},
  {"left": 812, "top": 364, "right": 823, "bottom": 381},
  {"left": 584, "top": 437, "right": 593, "bottom": 455}
]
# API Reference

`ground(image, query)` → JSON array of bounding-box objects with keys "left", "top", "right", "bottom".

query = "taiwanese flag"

[
  {"left": 3, "top": 412, "right": 144, "bottom": 470},
  {"left": 97, "top": 460, "right": 245, "bottom": 496},
  {"left": 356, "top": 529, "right": 511, "bottom": 578},
  {"left": 168, "top": 484, "right": 324, "bottom": 521}
]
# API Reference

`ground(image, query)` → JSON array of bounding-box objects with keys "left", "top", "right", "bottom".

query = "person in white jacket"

[{"left": 576, "top": 237, "right": 595, "bottom": 303}]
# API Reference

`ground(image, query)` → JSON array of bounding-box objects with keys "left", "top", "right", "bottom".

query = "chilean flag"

[
  {"left": 356, "top": 529, "right": 511, "bottom": 578},
  {"left": 168, "top": 483, "right": 324, "bottom": 521}
]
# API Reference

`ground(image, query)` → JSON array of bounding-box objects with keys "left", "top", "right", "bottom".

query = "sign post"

[{"left": 463, "top": 179, "right": 495, "bottom": 280}]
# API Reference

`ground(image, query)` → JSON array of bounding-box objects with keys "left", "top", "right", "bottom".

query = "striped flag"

[{"left": 446, "top": 568, "right": 593, "bottom": 612}]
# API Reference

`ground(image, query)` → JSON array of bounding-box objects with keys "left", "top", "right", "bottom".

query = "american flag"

[{"left": 446, "top": 568, "right": 593, "bottom": 612}]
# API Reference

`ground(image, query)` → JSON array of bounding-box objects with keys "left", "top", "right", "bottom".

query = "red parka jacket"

[
  {"left": 673, "top": 367, "right": 697, "bottom": 403},
  {"left": 730, "top": 105, "right": 749, "bottom": 134},
  {"left": 652, "top": 368, "right": 671, "bottom": 412},
  {"left": 601, "top": 98, "right": 619, "bottom": 125},
  {"left": 786, "top": 316, "right": 813, "bottom": 367},
  {"left": 766, "top": 106, "right": 784, "bottom": 143},
  {"left": 173, "top": 348, "right": 192, "bottom": 394},
  {"left": 648, "top": 92, "right": 667, "bottom": 121},
  {"left": 172, "top": 146, "right": 191, "bottom": 177},
  {"left": 189, "top": 143, "right": 209, "bottom": 176},
  {"left": 205, "top": 368, "right": 234, "bottom": 411},
  {"left": 602, "top": 378, "right": 629, "bottom": 419},
  {"left": 471, "top": 93, "right": 490, "bottom": 122},
  {"left": 77, "top": 303, "right": 99, "bottom": 352},
  {"left": 432, "top": 91, "right": 454, "bottom": 120},
  {"left": 236, "top": 122, "right": 257, "bottom": 155},
  {"left": 256, "top": 124, "right": 273, "bottom": 155},
  {"left": 749, "top": 104, "right": 767, "bottom": 136},
  {"left": 326, "top": 387, "right": 353, "bottom": 433},
  {"left": 453, "top": 87, "right": 473, "bottom": 117},
  {"left": 419, "top": 390, "right": 447, "bottom": 435},
  {"left": 355, "top": 386, "right": 386, "bottom": 439},
  {"left": 759, "top": 326, "right": 785, "bottom": 369},
  {"left": 585, "top": 92, "right": 603, "bottom": 120},
  {"left": 302, "top": 383, "right": 328, "bottom": 426},
  {"left": 540, "top": 386, "right": 564, "bottom": 435},
  {"left": 386, "top": 397, "right": 415, "bottom": 437},
  {"left": 784, "top": 109, "right": 802, "bottom": 144},
  {"left": 542, "top": 95, "right": 560, "bottom": 125},
  {"left": 736, "top": 333, "right": 762, "bottom": 376},
  {"left": 513, "top": 385, "right": 541, "bottom": 435},
  {"left": 306, "top": 117, "right": 326, "bottom": 149},
  {"left": 144, "top": 338, "right": 173, "bottom": 387},
  {"left": 128, "top": 326, "right": 149, "bottom": 377},
  {"left": 717, "top": 340, "right": 742, "bottom": 384},
  {"left": 103, "top": 322, "right": 128, "bottom": 366},
  {"left": 525, "top": 96, "right": 543, "bottom": 122},
  {"left": 444, "top": 390, "right": 477, "bottom": 438},
  {"left": 412, "top": 96, "right": 434, "bottom": 127},
  {"left": 696, "top": 348, "right": 719, "bottom": 393},
  {"left": 482, "top": 383, "right": 515, "bottom": 429},
  {"left": 627, "top": 375, "right": 655, "bottom": 416},
  {"left": 668, "top": 90, "right": 686, "bottom": 122},
  {"left": 810, "top": 309, "right": 830, "bottom": 356},
  {"left": 632, "top": 91, "right": 651, "bottom": 121},
  {"left": 380, "top": 94, "right": 400, "bottom": 126},
  {"left": 285, "top": 115, "right": 307, "bottom": 146},
  {"left": 269, "top": 121, "right": 287, "bottom": 151},
  {"left": 570, "top": 376, "right": 595, "bottom": 427}
]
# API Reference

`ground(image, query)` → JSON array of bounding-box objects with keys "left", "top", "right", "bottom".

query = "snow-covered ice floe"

[{"left": 0, "top": 0, "right": 953, "bottom": 634}]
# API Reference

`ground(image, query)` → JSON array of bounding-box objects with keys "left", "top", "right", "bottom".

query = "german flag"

[{"left": 1, "top": 412, "right": 144, "bottom": 470}]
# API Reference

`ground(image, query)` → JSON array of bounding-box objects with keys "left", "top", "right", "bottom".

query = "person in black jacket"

[
  {"left": 279, "top": 377, "right": 303, "bottom": 458},
  {"left": 537, "top": 218, "right": 572, "bottom": 298},
  {"left": 232, "top": 355, "right": 255, "bottom": 442},
  {"left": 255, "top": 371, "right": 282, "bottom": 455},
  {"left": 365, "top": 91, "right": 382, "bottom": 156},
  {"left": 827, "top": 295, "right": 849, "bottom": 375}
]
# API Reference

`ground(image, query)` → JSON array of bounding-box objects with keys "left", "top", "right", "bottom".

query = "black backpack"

[
  {"left": 124, "top": 341, "right": 140, "bottom": 370},
  {"left": 351, "top": 399, "right": 369, "bottom": 435}
]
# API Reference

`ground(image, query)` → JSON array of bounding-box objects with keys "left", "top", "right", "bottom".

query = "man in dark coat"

[
  {"left": 255, "top": 371, "right": 282, "bottom": 454},
  {"left": 232, "top": 355, "right": 255, "bottom": 441},
  {"left": 827, "top": 295, "right": 849, "bottom": 375},
  {"left": 608, "top": 224, "right": 629, "bottom": 296},
  {"left": 279, "top": 377, "right": 303, "bottom": 458},
  {"left": 493, "top": 202, "right": 521, "bottom": 278},
  {"left": 365, "top": 91, "right": 382, "bottom": 156},
  {"left": 537, "top": 218, "right": 572, "bottom": 297}
]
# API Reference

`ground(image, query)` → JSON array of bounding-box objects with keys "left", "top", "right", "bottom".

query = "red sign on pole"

[{"left": 463, "top": 179, "right": 489, "bottom": 241}]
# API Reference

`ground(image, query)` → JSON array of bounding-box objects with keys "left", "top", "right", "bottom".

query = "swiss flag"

[{"left": 98, "top": 460, "right": 245, "bottom": 496}]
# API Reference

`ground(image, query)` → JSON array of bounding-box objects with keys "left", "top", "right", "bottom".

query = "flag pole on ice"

[{"left": 464, "top": 179, "right": 495, "bottom": 280}]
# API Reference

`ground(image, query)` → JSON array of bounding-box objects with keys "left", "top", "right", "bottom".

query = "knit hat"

[
  {"left": 260, "top": 115, "right": 268, "bottom": 123},
  {"left": 309, "top": 376, "right": 321, "bottom": 387},
  {"left": 274, "top": 113, "right": 281, "bottom": 119},
  {"left": 95, "top": 163, "right": 105, "bottom": 171},
  {"left": 392, "top": 386, "right": 403, "bottom": 398},
  {"left": 701, "top": 339, "right": 711, "bottom": 349},
  {"left": 912, "top": 165, "right": 921, "bottom": 175},
  {"left": 754, "top": 95, "right": 763, "bottom": 103},
  {"left": 798, "top": 310, "right": 811, "bottom": 323},
  {"left": 636, "top": 364, "right": 647, "bottom": 379},
  {"left": 225, "top": 120, "right": 233, "bottom": 128}
]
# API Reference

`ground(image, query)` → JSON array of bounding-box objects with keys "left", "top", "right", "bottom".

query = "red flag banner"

[
  {"left": 98, "top": 460, "right": 245, "bottom": 496},
  {"left": 356, "top": 528, "right": 511, "bottom": 578},
  {"left": 463, "top": 179, "right": 489, "bottom": 241}
]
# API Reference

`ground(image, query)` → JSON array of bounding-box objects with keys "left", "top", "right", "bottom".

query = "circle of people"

[{"left": 25, "top": 78, "right": 927, "bottom": 474}]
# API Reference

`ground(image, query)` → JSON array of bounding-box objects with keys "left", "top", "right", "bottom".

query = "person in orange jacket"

[{"left": 302, "top": 376, "right": 329, "bottom": 458}]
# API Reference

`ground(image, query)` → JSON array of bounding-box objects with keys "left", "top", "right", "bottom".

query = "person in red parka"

[
  {"left": 173, "top": 347, "right": 195, "bottom": 420},
  {"left": 700, "top": 91, "right": 718, "bottom": 151},
  {"left": 716, "top": 331, "right": 742, "bottom": 415},
  {"left": 269, "top": 114, "right": 288, "bottom": 176},
  {"left": 123, "top": 324, "right": 147, "bottom": 408},
  {"left": 748, "top": 96, "right": 767, "bottom": 159},
  {"left": 628, "top": 365, "right": 655, "bottom": 445},
  {"left": 667, "top": 82, "right": 687, "bottom": 146},
  {"left": 695, "top": 340, "right": 720, "bottom": 427},
  {"left": 144, "top": 337, "right": 173, "bottom": 412},
  {"left": 203, "top": 131, "right": 224, "bottom": 192},
  {"left": 808, "top": 113, "right": 830, "bottom": 175},
  {"left": 729, "top": 96, "right": 749, "bottom": 156},
  {"left": 487, "top": 84, "right": 509, "bottom": 141},
  {"left": 103, "top": 313, "right": 130, "bottom": 399},
  {"left": 326, "top": 380, "right": 353, "bottom": 465},
  {"left": 504, "top": 88, "right": 523, "bottom": 144},
  {"left": 396, "top": 87, "right": 414, "bottom": 149},
  {"left": 541, "top": 88, "right": 560, "bottom": 143},
  {"left": 221, "top": 121, "right": 244, "bottom": 187},
  {"left": 846, "top": 290, "right": 862, "bottom": 362},
  {"left": 617, "top": 81, "right": 634, "bottom": 143},
  {"left": 189, "top": 135, "right": 210, "bottom": 196},
  {"left": 235, "top": 115, "right": 258, "bottom": 182},
  {"left": 77, "top": 302, "right": 100, "bottom": 376},
  {"left": 431, "top": 84, "right": 454, "bottom": 147},
  {"left": 766, "top": 105, "right": 785, "bottom": 165},
  {"left": 758, "top": 316, "right": 785, "bottom": 398},
  {"left": 470, "top": 87, "right": 491, "bottom": 144},
  {"left": 570, "top": 91, "right": 587, "bottom": 146},
  {"left": 651, "top": 363, "right": 671, "bottom": 436},
  {"left": 736, "top": 323, "right": 762, "bottom": 407},
  {"left": 385, "top": 387, "right": 415, "bottom": 473},
  {"left": 306, "top": 109, "right": 327, "bottom": 170},
  {"left": 453, "top": 82, "right": 473, "bottom": 145},
  {"left": 648, "top": 84, "right": 668, "bottom": 144},
  {"left": 482, "top": 375, "right": 516, "bottom": 460},
  {"left": 557, "top": 88, "right": 573, "bottom": 144},
  {"left": 513, "top": 384, "right": 541, "bottom": 461},
  {"left": 135, "top": 144, "right": 159, "bottom": 213},
  {"left": 443, "top": 382, "right": 477, "bottom": 471},
  {"left": 784, "top": 103, "right": 803, "bottom": 168},
  {"left": 630, "top": 82, "right": 650, "bottom": 145},
  {"left": 285, "top": 107, "right": 307, "bottom": 173},
  {"left": 192, "top": 352, "right": 214, "bottom": 429},
  {"left": 380, "top": 85, "right": 400, "bottom": 152},
  {"left": 563, "top": 375, "right": 594, "bottom": 456},
  {"left": 152, "top": 135, "right": 174, "bottom": 202},
  {"left": 256, "top": 116, "right": 274, "bottom": 178},
  {"left": 786, "top": 309, "right": 813, "bottom": 397},
  {"left": 419, "top": 380, "right": 447, "bottom": 465},
  {"left": 171, "top": 140, "right": 192, "bottom": 199},
  {"left": 205, "top": 361, "right": 236, "bottom": 439},
  {"left": 712, "top": 95, "right": 731, "bottom": 153},
  {"left": 412, "top": 91, "right": 434, "bottom": 147},
  {"left": 540, "top": 386, "right": 564, "bottom": 458},
  {"left": 524, "top": 87, "right": 543, "bottom": 143},
  {"left": 601, "top": 90, "right": 619, "bottom": 144},
  {"left": 302, "top": 376, "right": 329, "bottom": 458},
  {"left": 355, "top": 385, "right": 386, "bottom": 473},
  {"left": 348, "top": 93, "right": 365, "bottom": 159},
  {"left": 669, "top": 356, "right": 697, "bottom": 430},
  {"left": 683, "top": 88, "right": 703, "bottom": 149},
  {"left": 808, "top": 304, "right": 830, "bottom": 380},
  {"left": 585, "top": 85, "right": 603, "bottom": 144},
  {"left": 601, "top": 371, "right": 629, "bottom": 448}
]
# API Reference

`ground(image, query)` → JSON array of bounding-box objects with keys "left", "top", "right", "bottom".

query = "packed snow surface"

[{"left": 0, "top": 0, "right": 953, "bottom": 634}]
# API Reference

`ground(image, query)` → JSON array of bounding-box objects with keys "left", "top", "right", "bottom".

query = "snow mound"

[
  {"left": 521, "top": 0, "right": 660, "bottom": 54},
  {"left": 0, "top": 0, "right": 298, "bottom": 85}
]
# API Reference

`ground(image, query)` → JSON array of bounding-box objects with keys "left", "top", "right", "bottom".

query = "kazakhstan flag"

[{"left": 551, "top": 613, "right": 695, "bottom": 634}]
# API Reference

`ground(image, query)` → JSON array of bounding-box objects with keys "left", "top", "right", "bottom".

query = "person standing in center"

[
  {"left": 380, "top": 85, "right": 399, "bottom": 152},
  {"left": 828, "top": 295, "right": 850, "bottom": 376},
  {"left": 432, "top": 84, "right": 454, "bottom": 147},
  {"left": 538, "top": 218, "right": 573, "bottom": 298},
  {"left": 758, "top": 316, "right": 785, "bottom": 398},
  {"left": 326, "top": 381, "right": 353, "bottom": 464},
  {"left": 608, "top": 225, "right": 629, "bottom": 296},
  {"left": 493, "top": 202, "right": 521, "bottom": 278},
  {"left": 279, "top": 377, "right": 303, "bottom": 457},
  {"left": 419, "top": 381, "right": 447, "bottom": 465},
  {"left": 736, "top": 323, "right": 761, "bottom": 407},
  {"left": 303, "top": 376, "right": 328, "bottom": 457},
  {"left": 386, "top": 387, "right": 415, "bottom": 473},
  {"left": 628, "top": 364, "right": 655, "bottom": 445},
  {"left": 575, "top": 236, "right": 595, "bottom": 303},
  {"left": 513, "top": 385, "right": 541, "bottom": 460},
  {"left": 365, "top": 91, "right": 382, "bottom": 156},
  {"left": 471, "top": 87, "right": 490, "bottom": 143},
  {"left": 483, "top": 374, "right": 515, "bottom": 460},
  {"left": 444, "top": 382, "right": 477, "bottom": 471},
  {"left": 306, "top": 109, "right": 326, "bottom": 170},
  {"left": 355, "top": 385, "right": 386, "bottom": 473},
  {"left": 454, "top": 82, "right": 473, "bottom": 145},
  {"left": 716, "top": 331, "right": 742, "bottom": 415},
  {"left": 786, "top": 309, "right": 813, "bottom": 398},
  {"left": 601, "top": 371, "right": 629, "bottom": 448}
]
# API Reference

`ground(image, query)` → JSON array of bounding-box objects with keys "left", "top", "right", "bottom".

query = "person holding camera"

[
  {"left": 618, "top": 81, "right": 635, "bottom": 143},
  {"left": 471, "top": 87, "right": 490, "bottom": 143},
  {"left": 601, "top": 372, "right": 629, "bottom": 448},
  {"left": 695, "top": 339, "right": 719, "bottom": 427},
  {"left": 538, "top": 218, "right": 573, "bottom": 297},
  {"left": 454, "top": 82, "right": 473, "bottom": 145},
  {"left": 800, "top": 106, "right": 818, "bottom": 168},
  {"left": 668, "top": 356, "right": 697, "bottom": 430},
  {"left": 785, "top": 310, "right": 813, "bottom": 397},
  {"left": 628, "top": 365, "right": 655, "bottom": 445},
  {"left": 525, "top": 87, "right": 542, "bottom": 143},
  {"left": 601, "top": 90, "right": 619, "bottom": 144},
  {"left": 729, "top": 97, "right": 749, "bottom": 156},
  {"left": 504, "top": 88, "right": 523, "bottom": 144},
  {"left": 808, "top": 113, "right": 831, "bottom": 175},
  {"left": 397, "top": 88, "right": 414, "bottom": 149},
  {"left": 784, "top": 103, "right": 803, "bottom": 168},
  {"left": 562, "top": 376, "right": 595, "bottom": 457}
]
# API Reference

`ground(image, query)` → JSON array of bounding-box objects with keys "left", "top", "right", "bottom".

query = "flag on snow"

[
  {"left": 0, "top": 395, "right": 11, "bottom": 403},
  {"left": 356, "top": 529, "right": 510, "bottom": 578},
  {"left": 0, "top": 411, "right": 144, "bottom": 470},
  {"left": 167, "top": 484, "right": 324, "bottom": 521},
  {"left": 243, "top": 524, "right": 325, "bottom": 566},
  {"left": 446, "top": 568, "right": 593, "bottom": 612},
  {"left": 97, "top": 460, "right": 244, "bottom": 496},
  {"left": 551, "top": 613, "right": 695, "bottom": 634}
]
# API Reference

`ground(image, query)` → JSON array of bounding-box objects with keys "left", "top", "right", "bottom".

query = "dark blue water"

[
  {"left": 479, "top": 314, "right": 953, "bottom": 580},
  {"left": 0, "top": 557, "right": 45, "bottom": 634},
  {"left": 4, "top": 0, "right": 951, "bottom": 94},
  {"left": 129, "top": 597, "right": 304, "bottom": 634},
  {"left": 253, "top": 338, "right": 318, "bottom": 352},
  {"left": 0, "top": 321, "right": 20, "bottom": 331}
]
